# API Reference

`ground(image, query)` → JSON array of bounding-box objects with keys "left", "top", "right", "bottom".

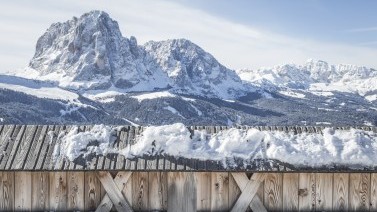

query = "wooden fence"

[{"left": 0, "top": 171, "right": 377, "bottom": 211}]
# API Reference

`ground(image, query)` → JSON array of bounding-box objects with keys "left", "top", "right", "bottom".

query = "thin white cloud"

[
  {"left": 1, "top": 0, "right": 377, "bottom": 73},
  {"left": 345, "top": 26, "right": 377, "bottom": 33}
]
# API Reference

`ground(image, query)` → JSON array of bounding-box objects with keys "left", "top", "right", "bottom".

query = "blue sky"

[
  {"left": 176, "top": 0, "right": 377, "bottom": 46},
  {"left": 1, "top": 0, "right": 377, "bottom": 72}
]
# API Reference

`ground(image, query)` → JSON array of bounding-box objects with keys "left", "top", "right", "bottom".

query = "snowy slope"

[
  {"left": 144, "top": 39, "right": 250, "bottom": 99},
  {"left": 237, "top": 59, "right": 377, "bottom": 101},
  {"left": 25, "top": 10, "right": 250, "bottom": 99}
]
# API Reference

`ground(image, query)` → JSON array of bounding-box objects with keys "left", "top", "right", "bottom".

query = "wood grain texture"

[
  {"left": 32, "top": 172, "right": 49, "bottom": 210},
  {"left": 85, "top": 172, "right": 102, "bottom": 211},
  {"left": 67, "top": 172, "right": 84, "bottom": 211},
  {"left": 12, "top": 125, "right": 38, "bottom": 170},
  {"left": 316, "top": 173, "right": 333, "bottom": 211},
  {"left": 96, "top": 171, "right": 132, "bottom": 212},
  {"left": 15, "top": 172, "right": 31, "bottom": 210},
  {"left": 25, "top": 125, "right": 48, "bottom": 170},
  {"left": 196, "top": 172, "right": 211, "bottom": 211},
  {"left": 333, "top": 173, "right": 349, "bottom": 211},
  {"left": 228, "top": 172, "right": 241, "bottom": 210},
  {"left": 282, "top": 173, "right": 298, "bottom": 211},
  {"left": 298, "top": 173, "right": 316, "bottom": 211},
  {"left": 97, "top": 171, "right": 133, "bottom": 212},
  {"left": 0, "top": 172, "right": 14, "bottom": 211},
  {"left": 148, "top": 172, "right": 167, "bottom": 211},
  {"left": 167, "top": 172, "right": 197, "bottom": 212},
  {"left": 264, "top": 173, "right": 283, "bottom": 211},
  {"left": 230, "top": 173, "right": 265, "bottom": 212},
  {"left": 349, "top": 173, "right": 370, "bottom": 211},
  {"left": 230, "top": 173, "right": 266, "bottom": 212},
  {"left": 49, "top": 172, "right": 67, "bottom": 211},
  {"left": 211, "top": 172, "right": 229, "bottom": 211},
  {"left": 132, "top": 172, "right": 148, "bottom": 211},
  {"left": 371, "top": 173, "right": 377, "bottom": 211}
]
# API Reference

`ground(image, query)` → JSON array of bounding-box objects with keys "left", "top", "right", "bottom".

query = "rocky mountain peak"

[{"left": 29, "top": 10, "right": 164, "bottom": 90}]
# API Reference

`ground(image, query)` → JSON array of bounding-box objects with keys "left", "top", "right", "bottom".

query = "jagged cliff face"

[
  {"left": 237, "top": 59, "right": 377, "bottom": 96},
  {"left": 29, "top": 11, "right": 168, "bottom": 91},
  {"left": 144, "top": 39, "right": 248, "bottom": 98},
  {"left": 28, "top": 10, "right": 248, "bottom": 99}
]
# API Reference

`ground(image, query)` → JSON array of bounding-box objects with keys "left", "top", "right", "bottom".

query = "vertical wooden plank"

[
  {"left": 211, "top": 172, "right": 229, "bottom": 211},
  {"left": 264, "top": 173, "right": 283, "bottom": 211},
  {"left": 167, "top": 172, "right": 197, "bottom": 212},
  {"left": 67, "top": 172, "right": 84, "bottom": 211},
  {"left": 122, "top": 172, "right": 133, "bottom": 209},
  {"left": 14, "top": 172, "right": 31, "bottom": 210},
  {"left": 316, "top": 173, "right": 333, "bottom": 211},
  {"left": 0, "top": 172, "right": 14, "bottom": 211},
  {"left": 132, "top": 172, "right": 149, "bottom": 211},
  {"left": 148, "top": 172, "right": 168, "bottom": 211},
  {"left": 349, "top": 173, "right": 370, "bottom": 211},
  {"left": 371, "top": 173, "right": 377, "bottom": 211},
  {"left": 333, "top": 173, "right": 349, "bottom": 211},
  {"left": 32, "top": 172, "right": 49, "bottom": 210},
  {"left": 282, "top": 173, "right": 298, "bottom": 211},
  {"left": 298, "top": 173, "right": 316, "bottom": 211},
  {"left": 228, "top": 172, "right": 241, "bottom": 210},
  {"left": 85, "top": 172, "right": 102, "bottom": 211},
  {"left": 49, "top": 172, "right": 67, "bottom": 211},
  {"left": 196, "top": 172, "right": 211, "bottom": 211}
]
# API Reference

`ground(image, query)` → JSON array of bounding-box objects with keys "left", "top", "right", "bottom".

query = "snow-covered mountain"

[
  {"left": 28, "top": 10, "right": 248, "bottom": 99},
  {"left": 237, "top": 59, "right": 377, "bottom": 102},
  {"left": 1, "top": 10, "right": 376, "bottom": 126}
]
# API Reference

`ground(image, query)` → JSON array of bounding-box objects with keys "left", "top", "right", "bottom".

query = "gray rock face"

[
  {"left": 144, "top": 39, "right": 249, "bottom": 99},
  {"left": 29, "top": 10, "right": 249, "bottom": 99},
  {"left": 30, "top": 10, "right": 168, "bottom": 91}
]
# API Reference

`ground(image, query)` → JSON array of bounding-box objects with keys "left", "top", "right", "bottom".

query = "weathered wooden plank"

[
  {"left": 49, "top": 172, "right": 67, "bottom": 211},
  {"left": 132, "top": 172, "right": 148, "bottom": 211},
  {"left": 96, "top": 171, "right": 133, "bottom": 212},
  {"left": 371, "top": 173, "right": 377, "bottom": 211},
  {"left": 1, "top": 125, "right": 23, "bottom": 169},
  {"left": 196, "top": 172, "right": 211, "bottom": 211},
  {"left": 0, "top": 172, "right": 14, "bottom": 211},
  {"left": 316, "top": 173, "right": 333, "bottom": 211},
  {"left": 333, "top": 173, "right": 349, "bottom": 211},
  {"left": 25, "top": 125, "right": 48, "bottom": 170},
  {"left": 32, "top": 172, "right": 49, "bottom": 210},
  {"left": 11, "top": 125, "right": 38, "bottom": 170},
  {"left": 123, "top": 172, "right": 133, "bottom": 210},
  {"left": 96, "top": 171, "right": 132, "bottom": 212},
  {"left": 14, "top": 172, "right": 32, "bottom": 210},
  {"left": 34, "top": 125, "right": 54, "bottom": 169},
  {"left": 85, "top": 172, "right": 102, "bottom": 211},
  {"left": 298, "top": 173, "right": 316, "bottom": 211},
  {"left": 349, "top": 173, "right": 370, "bottom": 211},
  {"left": 116, "top": 128, "right": 129, "bottom": 169},
  {"left": 264, "top": 173, "right": 283, "bottom": 211},
  {"left": 282, "top": 173, "right": 298, "bottom": 211},
  {"left": 148, "top": 172, "right": 168, "bottom": 211},
  {"left": 67, "top": 172, "right": 84, "bottom": 211},
  {"left": 167, "top": 172, "right": 197, "bottom": 212},
  {"left": 228, "top": 171, "right": 241, "bottom": 210},
  {"left": 230, "top": 173, "right": 266, "bottom": 212},
  {"left": 43, "top": 125, "right": 63, "bottom": 170},
  {"left": 211, "top": 172, "right": 229, "bottom": 211}
]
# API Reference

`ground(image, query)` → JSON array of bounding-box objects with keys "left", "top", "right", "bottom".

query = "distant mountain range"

[{"left": 1, "top": 10, "right": 376, "bottom": 126}]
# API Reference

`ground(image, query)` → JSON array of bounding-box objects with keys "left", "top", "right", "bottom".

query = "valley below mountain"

[{"left": 1, "top": 10, "right": 376, "bottom": 126}]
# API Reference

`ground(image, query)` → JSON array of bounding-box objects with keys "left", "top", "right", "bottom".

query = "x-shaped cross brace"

[
  {"left": 231, "top": 173, "right": 267, "bottom": 212},
  {"left": 96, "top": 171, "right": 134, "bottom": 212}
]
